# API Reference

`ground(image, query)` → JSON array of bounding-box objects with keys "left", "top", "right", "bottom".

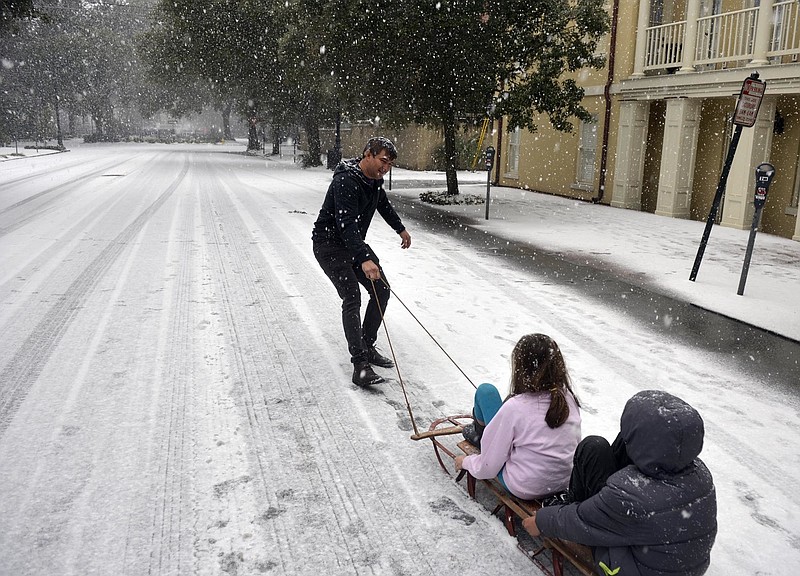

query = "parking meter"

[
  {"left": 484, "top": 147, "right": 495, "bottom": 219},
  {"left": 753, "top": 162, "right": 775, "bottom": 210},
  {"left": 484, "top": 146, "right": 495, "bottom": 171},
  {"left": 738, "top": 162, "right": 776, "bottom": 295}
]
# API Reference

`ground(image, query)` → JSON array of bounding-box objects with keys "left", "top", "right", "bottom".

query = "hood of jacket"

[
  {"left": 620, "top": 390, "right": 704, "bottom": 478},
  {"left": 333, "top": 158, "right": 382, "bottom": 187}
]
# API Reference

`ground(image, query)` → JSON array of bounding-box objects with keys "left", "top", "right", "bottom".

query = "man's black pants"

[{"left": 313, "top": 242, "right": 390, "bottom": 364}]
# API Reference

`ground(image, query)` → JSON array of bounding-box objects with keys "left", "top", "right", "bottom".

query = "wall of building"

[
  {"left": 681, "top": 94, "right": 799, "bottom": 237},
  {"left": 612, "top": 0, "right": 639, "bottom": 78},
  {"left": 495, "top": 95, "right": 606, "bottom": 201},
  {"left": 322, "top": 122, "right": 481, "bottom": 172},
  {"left": 761, "top": 95, "right": 800, "bottom": 238},
  {"left": 491, "top": 0, "right": 639, "bottom": 205},
  {"left": 692, "top": 98, "right": 731, "bottom": 220}
]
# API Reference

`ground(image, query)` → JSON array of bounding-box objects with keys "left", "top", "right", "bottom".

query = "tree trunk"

[
  {"left": 94, "top": 114, "right": 104, "bottom": 138},
  {"left": 221, "top": 101, "right": 232, "bottom": 140},
  {"left": 443, "top": 113, "right": 460, "bottom": 195},
  {"left": 247, "top": 116, "right": 259, "bottom": 151},
  {"left": 54, "top": 98, "right": 64, "bottom": 149},
  {"left": 272, "top": 124, "right": 281, "bottom": 155},
  {"left": 304, "top": 116, "right": 322, "bottom": 167}
]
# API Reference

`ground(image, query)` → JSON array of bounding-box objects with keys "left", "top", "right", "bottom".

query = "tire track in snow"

[
  {"left": 211, "top": 169, "right": 476, "bottom": 575},
  {"left": 0, "top": 156, "right": 139, "bottom": 237},
  {"left": 0, "top": 157, "right": 190, "bottom": 439},
  {"left": 199, "top": 166, "right": 393, "bottom": 574},
  {"left": 0, "top": 153, "right": 129, "bottom": 192},
  {"left": 192, "top": 161, "right": 297, "bottom": 574},
  {"left": 141, "top": 176, "right": 199, "bottom": 576},
  {"left": 0, "top": 218, "right": 159, "bottom": 576},
  {"left": 0, "top": 152, "right": 194, "bottom": 575},
  {"left": 193, "top": 163, "right": 445, "bottom": 575},
  {"left": 0, "top": 169, "right": 157, "bottom": 323}
]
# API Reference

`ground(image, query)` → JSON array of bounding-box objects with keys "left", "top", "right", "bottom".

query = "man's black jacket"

[{"left": 312, "top": 159, "right": 405, "bottom": 265}]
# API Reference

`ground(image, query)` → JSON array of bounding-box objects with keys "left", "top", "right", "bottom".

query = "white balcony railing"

[
  {"left": 695, "top": 7, "right": 758, "bottom": 65},
  {"left": 642, "top": 0, "right": 800, "bottom": 72},
  {"left": 771, "top": 0, "right": 800, "bottom": 55},
  {"left": 644, "top": 21, "right": 685, "bottom": 69}
]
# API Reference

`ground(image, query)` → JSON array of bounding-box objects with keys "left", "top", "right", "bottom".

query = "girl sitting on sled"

[{"left": 455, "top": 333, "right": 581, "bottom": 501}]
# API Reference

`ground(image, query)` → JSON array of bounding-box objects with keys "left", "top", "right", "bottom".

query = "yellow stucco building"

[{"left": 491, "top": 0, "right": 800, "bottom": 242}]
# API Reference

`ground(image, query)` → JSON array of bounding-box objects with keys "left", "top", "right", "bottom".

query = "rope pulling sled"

[{"left": 369, "top": 279, "right": 595, "bottom": 576}]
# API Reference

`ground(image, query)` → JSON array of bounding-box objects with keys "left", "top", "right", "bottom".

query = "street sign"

[{"left": 733, "top": 75, "right": 766, "bottom": 127}]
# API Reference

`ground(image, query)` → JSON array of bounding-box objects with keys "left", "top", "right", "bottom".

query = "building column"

[
  {"left": 678, "top": 0, "right": 702, "bottom": 73},
  {"left": 655, "top": 98, "right": 702, "bottom": 218},
  {"left": 721, "top": 96, "right": 777, "bottom": 229},
  {"left": 749, "top": 0, "right": 775, "bottom": 67},
  {"left": 632, "top": 0, "right": 651, "bottom": 77},
  {"left": 611, "top": 101, "right": 650, "bottom": 210},
  {"left": 793, "top": 213, "right": 800, "bottom": 242}
]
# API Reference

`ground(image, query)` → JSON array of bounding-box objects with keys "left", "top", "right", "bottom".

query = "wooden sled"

[{"left": 412, "top": 416, "right": 596, "bottom": 576}]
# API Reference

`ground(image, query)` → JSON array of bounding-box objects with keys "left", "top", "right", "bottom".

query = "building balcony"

[{"left": 634, "top": 0, "right": 799, "bottom": 76}]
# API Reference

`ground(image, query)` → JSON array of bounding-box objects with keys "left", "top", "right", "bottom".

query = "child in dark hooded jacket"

[{"left": 523, "top": 390, "right": 717, "bottom": 576}]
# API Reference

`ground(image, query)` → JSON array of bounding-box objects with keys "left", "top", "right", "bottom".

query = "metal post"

[
  {"left": 485, "top": 169, "right": 490, "bottom": 220},
  {"left": 737, "top": 209, "right": 761, "bottom": 295},
  {"left": 689, "top": 124, "right": 742, "bottom": 281},
  {"left": 737, "top": 162, "right": 775, "bottom": 295}
]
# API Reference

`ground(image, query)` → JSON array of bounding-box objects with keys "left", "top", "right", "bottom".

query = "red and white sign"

[{"left": 733, "top": 77, "right": 766, "bottom": 127}]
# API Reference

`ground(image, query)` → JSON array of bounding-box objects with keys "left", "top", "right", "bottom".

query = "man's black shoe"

[
  {"left": 366, "top": 345, "right": 394, "bottom": 369},
  {"left": 352, "top": 362, "right": 385, "bottom": 387}
]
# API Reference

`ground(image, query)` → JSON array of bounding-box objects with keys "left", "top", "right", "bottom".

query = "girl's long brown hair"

[{"left": 508, "top": 334, "right": 580, "bottom": 428}]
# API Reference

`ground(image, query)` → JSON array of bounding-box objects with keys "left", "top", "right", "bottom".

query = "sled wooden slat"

[
  {"left": 546, "top": 539, "right": 595, "bottom": 576},
  {"left": 456, "top": 440, "right": 596, "bottom": 576},
  {"left": 410, "top": 425, "right": 465, "bottom": 441}
]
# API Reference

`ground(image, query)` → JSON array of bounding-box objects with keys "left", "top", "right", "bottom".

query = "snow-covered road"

[{"left": 1, "top": 142, "right": 798, "bottom": 575}]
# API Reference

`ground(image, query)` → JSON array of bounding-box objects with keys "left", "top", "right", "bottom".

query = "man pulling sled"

[{"left": 312, "top": 136, "right": 411, "bottom": 387}]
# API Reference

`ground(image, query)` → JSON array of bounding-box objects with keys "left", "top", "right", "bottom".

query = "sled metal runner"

[{"left": 411, "top": 417, "right": 596, "bottom": 576}]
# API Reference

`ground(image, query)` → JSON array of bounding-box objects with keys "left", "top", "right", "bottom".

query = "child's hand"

[
  {"left": 454, "top": 455, "right": 465, "bottom": 471},
  {"left": 522, "top": 512, "right": 541, "bottom": 536},
  {"left": 522, "top": 514, "right": 540, "bottom": 537}
]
